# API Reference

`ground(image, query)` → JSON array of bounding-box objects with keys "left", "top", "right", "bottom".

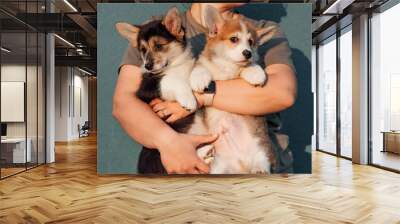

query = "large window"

[
  {"left": 370, "top": 3, "right": 400, "bottom": 171},
  {"left": 317, "top": 35, "right": 337, "bottom": 154},
  {"left": 339, "top": 26, "right": 352, "bottom": 158},
  {"left": 316, "top": 25, "right": 353, "bottom": 159}
]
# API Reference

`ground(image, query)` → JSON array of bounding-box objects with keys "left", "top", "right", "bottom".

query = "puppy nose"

[
  {"left": 242, "top": 50, "right": 252, "bottom": 59},
  {"left": 145, "top": 62, "right": 153, "bottom": 70}
]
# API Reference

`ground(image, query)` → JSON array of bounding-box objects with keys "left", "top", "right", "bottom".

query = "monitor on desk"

[{"left": 1, "top": 123, "right": 7, "bottom": 138}]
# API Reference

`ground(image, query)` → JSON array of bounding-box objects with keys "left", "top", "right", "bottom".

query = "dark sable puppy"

[
  {"left": 135, "top": 20, "right": 185, "bottom": 103},
  {"left": 116, "top": 8, "right": 198, "bottom": 174}
]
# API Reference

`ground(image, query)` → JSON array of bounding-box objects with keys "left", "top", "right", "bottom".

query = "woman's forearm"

[
  {"left": 212, "top": 64, "right": 297, "bottom": 115},
  {"left": 112, "top": 65, "right": 177, "bottom": 149}
]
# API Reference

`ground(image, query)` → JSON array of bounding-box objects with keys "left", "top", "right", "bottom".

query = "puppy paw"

[
  {"left": 176, "top": 93, "right": 197, "bottom": 112},
  {"left": 250, "top": 153, "right": 271, "bottom": 174},
  {"left": 240, "top": 65, "right": 267, "bottom": 86},
  {"left": 197, "top": 145, "right": 215, "bottom": 165},
  {"left": 190, "top": 66, "right": 212, "bottom": 92},
  {"left": 251, "top": 166, "right": 270, "bottom": 174}
]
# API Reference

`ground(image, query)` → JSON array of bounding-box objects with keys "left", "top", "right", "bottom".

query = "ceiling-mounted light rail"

[
  {"left": 54, "top": 34, "right": 76, "bottom": 48},
  {"left": 63, "top": 0, "right": 78, "bottom": 12},
  {"left": 1, "top": 47, "right": 11, "bottom": 53},
  {"left": 323, "top": 0, "right": 355, "bottom": 15},
  {"left": 78, "top": 67, "right": 93, "bottom": 76}
]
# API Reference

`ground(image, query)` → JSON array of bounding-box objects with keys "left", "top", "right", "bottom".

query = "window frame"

[{"left": 315, "top": 23, "right": 353, "bottom": 161}]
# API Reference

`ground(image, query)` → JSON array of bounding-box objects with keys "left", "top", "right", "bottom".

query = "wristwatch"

[{"left": 203, "top": 81, "right": 216, "bottom": 106}]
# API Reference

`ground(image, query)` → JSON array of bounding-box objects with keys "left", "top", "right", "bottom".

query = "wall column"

[
  {"left": 352, "top": 14, "right": 369, "bottom": 164},
  {"left": 46, "top": 1, "right": 55, "bottom": 163}
]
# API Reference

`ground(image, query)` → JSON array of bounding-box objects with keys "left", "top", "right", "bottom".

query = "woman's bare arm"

[
  {"left": 212, "top": 64, "right": 297, "bottom": 115},
  {"left": 112, "top": 65, "right": 217, "bottom": 174},
  {"left": 150, "top": 64, "right": 296, "bottom": 122},
  {"left": 112, "top": 65, "right": 176, "bottom": 149}
]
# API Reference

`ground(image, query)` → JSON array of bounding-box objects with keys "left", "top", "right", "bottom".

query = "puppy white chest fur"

[
  {"left": 160, "top": 49, "right": 197, "bottom": 111},
  {"left": 161, "top": 58, "right": 194, "bottom": 100},
  {"left": 203, "top": 57, "right": 241, "bottom": 81}
]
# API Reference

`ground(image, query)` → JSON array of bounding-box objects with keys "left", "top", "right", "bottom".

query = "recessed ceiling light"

[
  {"left": 54, "top": 34, "right": 75, "bottom": 48},
  {"left": 1, "top": 47, "right": 11, "bottom": 53},
  {"left": 78, "top": 67, "right": 92, "bottom": 76},
  {"left": 322, "top": 0, "right": 354, "bottom": 15},
  {"left": 63, "top": 0, "right": 78, "bottom": 12}
]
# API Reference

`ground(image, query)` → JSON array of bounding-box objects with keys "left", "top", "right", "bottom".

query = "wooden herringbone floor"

[{"left": 1, "top": 135, "right": 400, "bottom": 224}]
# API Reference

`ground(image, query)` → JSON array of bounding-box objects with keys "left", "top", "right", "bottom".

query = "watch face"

[{"left": 204, "top": 81, "right": 216, "bottom": 94}]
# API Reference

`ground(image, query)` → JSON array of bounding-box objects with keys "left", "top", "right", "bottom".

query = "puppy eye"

[
  {"left": 230, "top": 36, "right": 239, "bottom": 43},
  {"left": 248, "top": 39, "right": 254, "bottom": 46},
  {"left": 154, "top": 44, "right": 163, "bottom": 51}
]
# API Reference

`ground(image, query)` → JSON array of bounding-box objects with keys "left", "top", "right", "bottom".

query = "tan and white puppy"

[{"left": 192, "top": 6, "right": 277, "bottom": 174}]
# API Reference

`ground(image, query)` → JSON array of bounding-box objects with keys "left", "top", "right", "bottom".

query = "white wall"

[
  {"left": 1, "top": 65, "right": 26, "bottom": 133},
  {"left": 72, "top": 73, "right": 89, "bottom": 138},
  {"left": 54, "top": 67, "right": 89, "bottom": 141},
  {"left": 1, "top": 63, "right": 46, "bottom": 164},
  {"left": 55, "top": 66, "right": 69, "bottom": 141},
  {"left": 1, "top": 64, "right": 40, "bottom": 138}
]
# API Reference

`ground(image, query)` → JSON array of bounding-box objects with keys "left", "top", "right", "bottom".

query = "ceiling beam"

[{"left": 67, "top": 13, "right": 97, "bottom": 39}]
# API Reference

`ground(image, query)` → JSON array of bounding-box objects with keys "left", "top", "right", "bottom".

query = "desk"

[
  {"left": 1, "top": 138, "right": 31, "bottom": 163},
  {"left": 381, "top": 131, "right": 400, "bottom": 154}
]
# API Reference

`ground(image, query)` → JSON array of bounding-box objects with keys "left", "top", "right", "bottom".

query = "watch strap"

[
  {"left": 203, "top": 81, "right": 216, "bottom": 106},
  {"left": 203, "top": 93, "right": 215, "bottom": 106}
]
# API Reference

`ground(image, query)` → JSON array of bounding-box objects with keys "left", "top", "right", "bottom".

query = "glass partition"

[
  {"left": 27, "top": 31, "right": 38, "bottom": 169},
  {"left": 0, "top": 1, "right": 46, "bottom": 179},
  {"left": 1, "top": 30, "right": 28, "bottom": 177}
]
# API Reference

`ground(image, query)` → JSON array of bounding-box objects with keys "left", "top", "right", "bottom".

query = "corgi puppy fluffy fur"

[
  {"left": 116, "top": 7, "right": 197, "bottom": 112},
  {"left": 116, "top": 7, "right": 212, "bottom": 173},
  {"left": 192, "top": 6, "right": 278, "bottom": 174}
]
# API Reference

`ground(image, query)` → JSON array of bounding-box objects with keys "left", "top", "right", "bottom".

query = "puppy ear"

[
  {"left": 204, "top": 6, "right": 224, "bottom": 37},
  {"left": 256, "top": 25, "right": 277, "bottom": 45},
  {"left": 163, "top": 7, "right": 184, "bottom": 40},
  {"left": 115, "top": 22, "right": 140, "bottom": 47}
]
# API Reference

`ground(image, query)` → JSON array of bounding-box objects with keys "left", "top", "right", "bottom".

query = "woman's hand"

[
  {"left": 150, "top": 93, "right": 205, "bottom": 123},
  {"left": 150, "top": 99, "right": 192, "bottom": 123},
  {"left": 157, "top": 132, "right": 218, "bottom": 174}
]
